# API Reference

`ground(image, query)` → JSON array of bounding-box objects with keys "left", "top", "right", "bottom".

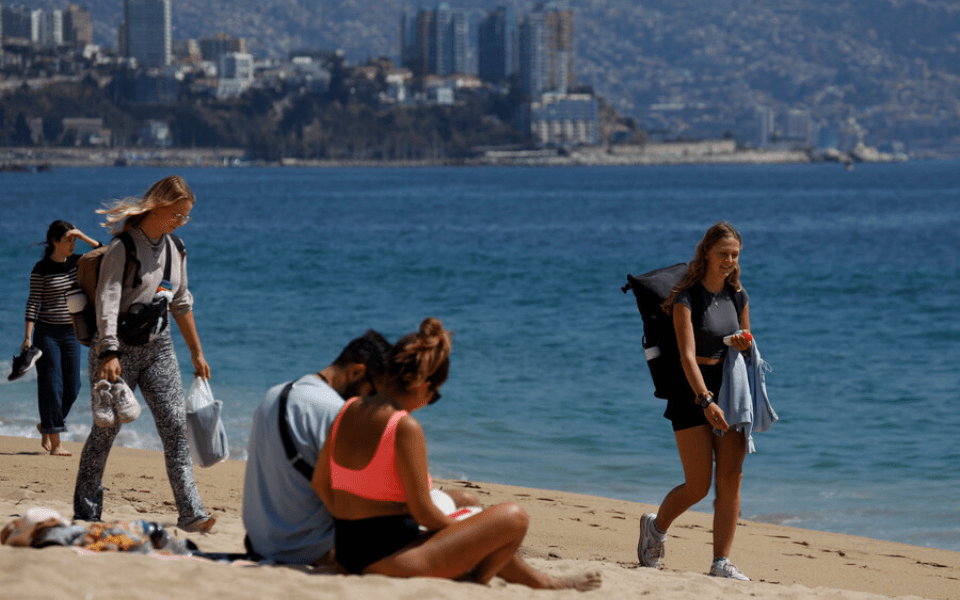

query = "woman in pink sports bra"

[{"left": 312, "top": 317, "right": 600, "bottom": 590}]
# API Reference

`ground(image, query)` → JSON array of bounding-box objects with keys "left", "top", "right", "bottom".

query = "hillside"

[{"left": 21, "top": 0, "right": 960, "bottom": 151}]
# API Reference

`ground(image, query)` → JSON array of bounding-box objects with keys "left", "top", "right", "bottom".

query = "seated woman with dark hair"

[{"left": 312, "top": 317, "right": 600, "bottom": 590}]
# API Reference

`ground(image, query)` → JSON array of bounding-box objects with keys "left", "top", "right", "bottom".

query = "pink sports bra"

[{"left": 328, "top": 398, "right": 430, "bottom": 503}]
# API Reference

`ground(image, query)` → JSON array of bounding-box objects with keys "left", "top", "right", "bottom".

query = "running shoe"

[
  {"left": 637, "top": 512, "right": 666, "bottom": 568},
  {"left": 113, "top": 378, "right": 141, "bottom": 424},
  {"left": 91, "top": 380, "right": 116, "bottom": 428},
  {"left": 8, "top": 347, "right": 42, "bottom": 381},
  {"left": 709, "top": 557, "right": 751, "bottom": 581}
]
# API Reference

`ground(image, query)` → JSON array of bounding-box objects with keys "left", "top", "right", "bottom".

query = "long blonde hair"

[
  {"left": 662, "top": 221, "right": 743, "bottom": 314},
  {"left": 388, "top": 317, "right": 453, "bottom": 392},
  {"left": 97, "top": 175, "right": 195, "bottom": 235}
]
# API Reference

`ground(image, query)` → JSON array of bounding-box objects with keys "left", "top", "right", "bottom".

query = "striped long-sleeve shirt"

[{"left": 25, "top": 255, "right": 81, "bottom": 326}]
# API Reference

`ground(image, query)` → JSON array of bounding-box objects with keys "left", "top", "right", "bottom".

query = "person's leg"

[
  {"left": 136, "top": 335, "right": 210, "bottom": 529},
  {"left": 712, "top": 429, "right": 747, "bottom": 559},
  {"left": 59, "top": 326, "right": 83, "bottom": 426},
  {"left": 441, "top": 489, "right": 599, "bottom": 590},
  {"left": 444, "top": 489, "right": 479, "bottom": 508},
  {"left": 655, "top": 424, "right": 715, "bottom": 532},
  {"left": 73, "top": 345, "right": 122, "bottom": 519},
  {"left": 33, "top": 323, "right": 63, "bottom": 446},
  {"left": 45, "top": 325, "right": 81, "bottom": 456},
  {"left": 367, "top": 502, "right": 527, "bottom": 583}
]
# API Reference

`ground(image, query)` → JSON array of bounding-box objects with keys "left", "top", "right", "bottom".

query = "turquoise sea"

[{"left": 1, "top": 161, "right": 958, "bottom": 552}]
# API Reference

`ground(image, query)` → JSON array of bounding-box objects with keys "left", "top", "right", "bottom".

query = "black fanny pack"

[
  {"left": 118, "top": 295, "right": 169, "bottom": 345},
  {"left": 118, "top": 237, "right": 173, "bottom": 346}
]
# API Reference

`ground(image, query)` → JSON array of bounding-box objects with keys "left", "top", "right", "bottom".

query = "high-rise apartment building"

[
  {"left": 38, "top": 9, "right": 62, "bottom": 46},
  {"left": 519, "top": 3, "right": 574, "bottom": 98},
  {"left": 63, "top": 5, "right": 93, "bottom": 46},
  {"left": 477, "top": 6, "right": 518, "bottom": 84},
  {"left": 200, "top": 33, "right": 247, "bottom": 63},
  {"left": 1, "top": 5, "right": 41, "bottom": 42},
  {"left": 399, "top": 3, "right": 466, "bottom": 77},
  {"left": 756, "top": 107, "right": 775, "bottom": 148},
  {"left": 122, "top": 0, "right": 171, "bottom": 69}
]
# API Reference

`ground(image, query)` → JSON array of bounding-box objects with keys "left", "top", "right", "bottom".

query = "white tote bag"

[{"left": 185, "top": 377, "right": 229, "bottom": 467}]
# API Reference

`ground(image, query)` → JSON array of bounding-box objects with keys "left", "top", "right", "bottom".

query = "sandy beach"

[{"left": 0, "top": 434, "right": 956, "bottom": 600}]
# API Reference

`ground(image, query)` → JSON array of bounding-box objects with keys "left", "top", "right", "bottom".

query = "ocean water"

[{"left": 1, "top": 162, "right": 958, "bottom": 552}]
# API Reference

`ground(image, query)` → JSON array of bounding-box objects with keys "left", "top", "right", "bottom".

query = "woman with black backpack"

[
  {"left": 636, "top": 221, "right": 755, "bottom": 581},
  {"left": 72, "top": 175, "right": 216, "bottom": 533}
]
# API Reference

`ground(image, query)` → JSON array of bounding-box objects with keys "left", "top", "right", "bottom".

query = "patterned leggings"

[{"left": 73, "top": 330, "right": 209, "bottom": 528}]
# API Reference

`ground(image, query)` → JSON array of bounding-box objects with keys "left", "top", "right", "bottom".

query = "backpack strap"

[
  {"left": 732, "top": 287, "right": 747, "bottom": 317},
  {"left": 116, "top": 232, "right": 185, "bottom": 290},
  {"left": 277, "top": 380, "right": 315, "bottom": 481},
  {"left": 116, "top": 231, "right": 142, "bottom": 289},
  {"left": 169, "top": 233, "right": 186, "bottom": 256}
]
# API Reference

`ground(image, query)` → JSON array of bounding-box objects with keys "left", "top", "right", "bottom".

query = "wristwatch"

[{"left": 696, "top": 391, "right": 715, "bottom": 409}]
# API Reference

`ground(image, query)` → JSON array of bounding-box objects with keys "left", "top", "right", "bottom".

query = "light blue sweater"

[{"left": 717, "top": 341, "right": 777, "bottom": 453}]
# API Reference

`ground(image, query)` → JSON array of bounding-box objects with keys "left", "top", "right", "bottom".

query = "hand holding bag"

[{"left": 185, "top": 377, "right": 229, "bottom": 467}]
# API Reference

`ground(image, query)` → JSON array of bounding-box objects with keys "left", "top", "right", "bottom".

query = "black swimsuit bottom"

[{"left": 334, "top": 514, "right": 421, "bottom": 574}]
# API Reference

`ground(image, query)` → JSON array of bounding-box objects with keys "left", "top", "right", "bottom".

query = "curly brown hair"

[
  {"left": 662, "top": 221, "right": 743, "bottom": 315},
  {"left": 387, "top": 317, "right": 453, "bottom": 392}
]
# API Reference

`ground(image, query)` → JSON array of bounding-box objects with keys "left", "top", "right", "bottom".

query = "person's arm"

[
  {"left": 67, "top": 228, "right": 101, "bottom": 249},
  {"left": 23, "top": 269, "right": 43, "bottom": 351},
  {"left": 674, "top": 303, "right": 729, "bottom": 431},
  {"left": 22, "top": 321, "right": 35, "bottom": 352},
  {"left": 311, "top": 437, "right": 336, "bottom": 512},
  {"left": 174, "top": 311, "right": 211, "bottom": 379},
  {"left": 395, "top": 415, "right": 455, "bottom": 531},
  {"left": 168, "top": 249, "right": 210, "bottom": 379},
  {"left": 727, "top": 302, "right": 752, "bottom": 352},
  {"left": 95, "top": 241, "right": 125, "bottom": 382}
]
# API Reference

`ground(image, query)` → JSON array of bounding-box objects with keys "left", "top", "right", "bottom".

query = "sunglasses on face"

[{"left": 428, "top": 389, "right": 442, "bottom": 405}]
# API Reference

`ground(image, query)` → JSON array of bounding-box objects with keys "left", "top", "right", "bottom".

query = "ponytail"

[{"left": 388, "top": 317, "right": 453, "bottom": 391}]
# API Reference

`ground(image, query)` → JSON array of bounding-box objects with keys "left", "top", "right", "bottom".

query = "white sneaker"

[
  {"left": 709, "top": 557, "right": 750, "bottom": 581},
  {"left": 91, "top": 380, "right": 116, "bottom": 427},
  {"left": 637, "top": 513, "right": 666, "bottom": 568},
  {"left": 113, "top": 378, "right": 141, "bottom": 424}
]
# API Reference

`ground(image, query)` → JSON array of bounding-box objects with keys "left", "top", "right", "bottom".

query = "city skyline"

[{"left": 2, "top": 0, "right": 958, "bottom": 153}]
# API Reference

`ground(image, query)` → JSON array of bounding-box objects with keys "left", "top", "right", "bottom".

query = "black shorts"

[
  {"left": 333, "top": 514, "right": 421, "bottom": 574},
  {"left": 663, "top": 363, "right": 724, "bottom": 432}
]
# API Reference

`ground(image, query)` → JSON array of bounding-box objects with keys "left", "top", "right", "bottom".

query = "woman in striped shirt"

[{"left": 23, "top": 220, "right": 101, "bottom": 456}]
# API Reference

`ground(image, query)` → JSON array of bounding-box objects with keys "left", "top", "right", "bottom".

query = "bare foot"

[
  {"left": 179, "top": 516, "right": 216, "bottom": 533},
  {"left": 37, "top": 423, "right": 52, "bottom": 452},
  {"left": 543, "top": 571, "right": 602, "bottom": 592},
  {"left": 47, "top": 434, "right": 71, "bottom": 456}
]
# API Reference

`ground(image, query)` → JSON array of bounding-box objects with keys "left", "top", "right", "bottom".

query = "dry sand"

[{"left": 1, "top": 434, "right": 956, "bottom": 600}]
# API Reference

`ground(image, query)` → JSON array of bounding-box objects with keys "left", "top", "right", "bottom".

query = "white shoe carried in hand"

[
  {"left": 91, "top": 380, "right": 116, "bottom": 428},
  {"left": 113, "top": 378, "right": 141, "bottom": 424}
]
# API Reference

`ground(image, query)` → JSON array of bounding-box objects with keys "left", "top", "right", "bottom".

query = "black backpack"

[
  {"left": 623, "top": 263, "right": 746, "bottom": 399},
  {"left": 622, "top": 263, "right": 688, "bottom": 399}
]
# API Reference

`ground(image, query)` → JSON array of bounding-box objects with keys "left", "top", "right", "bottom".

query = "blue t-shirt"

[
  {"left": 242, "top": 374, "right": 343, "bottom": 564},
  {"left": 675, "top": 282, "right": 748, "bottom": 360}
]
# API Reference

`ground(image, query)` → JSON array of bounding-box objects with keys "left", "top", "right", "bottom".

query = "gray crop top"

[{"left": 674, "top": 282, "right": 748, "bottom": 360}]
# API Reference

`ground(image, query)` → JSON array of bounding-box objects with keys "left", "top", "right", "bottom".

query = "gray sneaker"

[
  {"left": 709, "top": 557, "right": 750, "bottom": 581},
  {"left": 92, "top": 380, "right": 116, "bottom": 428},
  {"left": 637, "top": 513, "right": 665, "bottom": 568},
  {"left": 113, "top": 378, "right": 141, "bottom": 424}
]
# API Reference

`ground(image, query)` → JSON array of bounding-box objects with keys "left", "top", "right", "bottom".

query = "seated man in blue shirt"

[{"left": 242, "top": 330, "right": 392, "bottom": 565}]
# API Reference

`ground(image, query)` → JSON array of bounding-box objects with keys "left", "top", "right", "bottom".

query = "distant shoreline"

[{"left": 0, "top": 143, "right": 909, "bottom": 170}]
